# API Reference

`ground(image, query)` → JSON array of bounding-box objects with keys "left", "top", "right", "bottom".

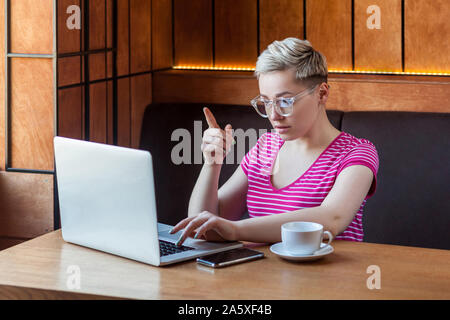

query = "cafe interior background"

[{"left": 0, "top": 0, "right": 448, "bottom": 251}]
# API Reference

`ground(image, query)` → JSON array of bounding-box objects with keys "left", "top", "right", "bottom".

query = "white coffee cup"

[{"left": 281, "top": 222, "right": 333, "bottom": 255}]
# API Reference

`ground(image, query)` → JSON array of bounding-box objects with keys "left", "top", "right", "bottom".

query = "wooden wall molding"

[{"left": 153, "top": 70, "right": 450, "bottom": 113}]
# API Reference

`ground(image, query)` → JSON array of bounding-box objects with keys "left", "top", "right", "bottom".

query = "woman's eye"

[{"left": 279, "top": 99, "right": 291, "bottom": 108}]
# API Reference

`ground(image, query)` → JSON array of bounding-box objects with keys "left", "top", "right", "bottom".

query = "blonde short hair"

[{"left": 255, "top": 37, "right": 328, "bottom": 86}]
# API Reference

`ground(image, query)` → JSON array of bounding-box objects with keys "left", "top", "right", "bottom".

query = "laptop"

[{"left": 53, "top": 136, "right": 243, "bottom": 266}]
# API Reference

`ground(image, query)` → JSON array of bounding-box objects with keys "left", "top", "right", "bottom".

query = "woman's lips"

[{"left": 275, "top": 126, "right": 290, "bottom": 133}]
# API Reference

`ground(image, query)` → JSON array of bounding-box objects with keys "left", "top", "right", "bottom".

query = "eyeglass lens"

[{"left": 255, "top": 99, "right": 293, "bottom": 117}]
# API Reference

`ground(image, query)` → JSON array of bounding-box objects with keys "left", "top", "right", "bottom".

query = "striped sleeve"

[{"left": 336, "top": 142, "right": 380, "bottom": 198}]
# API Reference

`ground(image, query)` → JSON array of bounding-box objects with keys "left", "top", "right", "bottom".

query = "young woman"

[{"left": 170, "top": 38, "right": 379, "bottom": 246}]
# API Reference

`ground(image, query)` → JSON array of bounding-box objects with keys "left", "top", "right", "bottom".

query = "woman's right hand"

[{"left": 202, "top": 107, "right": 234, "bottom": 165}]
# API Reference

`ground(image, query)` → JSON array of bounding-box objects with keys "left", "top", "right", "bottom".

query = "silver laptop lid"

[{"left": 54, "top": 136, "right": 160, "bottom": 266}]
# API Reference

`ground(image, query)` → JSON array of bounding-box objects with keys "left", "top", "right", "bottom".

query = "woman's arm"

[
  {"left": 187, "top": 107, "right": 248, "bottom": 220},
  {"left": 188, "top": 161, "right": 248, "bottom": 220},
  {"left": 174, "top": 164, "right": 374, "bottom": 245},
  {"left": 180, "top": 164, "right": 248, "bottom": 245},
  {"left": 188, "top": 163, "right": 222, "bottom": 217},
  {"left": 235, "top": 164, "right": 374, "bottom": 243}
]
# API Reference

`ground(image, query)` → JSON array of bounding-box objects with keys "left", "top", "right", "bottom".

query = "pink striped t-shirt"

[{"left": 240, "top": 131, "right": 379, "bottom": 242}]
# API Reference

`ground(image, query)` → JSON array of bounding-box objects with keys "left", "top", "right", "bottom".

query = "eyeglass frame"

[{"left": 250, "top": 83, "right": 327, "bottom": 118}]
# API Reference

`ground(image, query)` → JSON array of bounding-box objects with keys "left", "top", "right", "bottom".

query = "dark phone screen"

[{"left": 198, "top": 248, "right": 263, "bottom": 265}]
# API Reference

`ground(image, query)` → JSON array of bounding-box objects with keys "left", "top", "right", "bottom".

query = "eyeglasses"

[{"left": 250, "top": 84, "right": 319, "bottom": 118}]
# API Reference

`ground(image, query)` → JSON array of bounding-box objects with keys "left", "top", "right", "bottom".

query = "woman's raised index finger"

[{"left": 203, "top": 107, "right": 220, "bottom": 129}]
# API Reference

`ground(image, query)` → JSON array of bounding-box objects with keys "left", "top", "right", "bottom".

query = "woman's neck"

[{"left": 284, "top": 109, "right": 341, "bottom": 153}]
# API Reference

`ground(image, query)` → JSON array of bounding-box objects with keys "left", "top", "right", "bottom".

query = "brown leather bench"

[{"left": 138, "top": 103, "right": 450, "bottom": 250}]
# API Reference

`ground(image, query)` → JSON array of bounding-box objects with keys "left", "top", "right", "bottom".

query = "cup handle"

[
  {"left": 314, "top": 231, "right": 334, "bottom": 255},
  {"left": 323, "top": 231, "right": 333, "bottom": 246}
]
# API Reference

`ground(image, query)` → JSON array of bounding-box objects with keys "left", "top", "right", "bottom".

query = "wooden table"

[{"left": 0, "top": 230, "right": 449, "bottom": 299}]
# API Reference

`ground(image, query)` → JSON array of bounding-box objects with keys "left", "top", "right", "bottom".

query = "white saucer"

[{"left": 270, "top": 242, "right": 334, "bottom": 262}]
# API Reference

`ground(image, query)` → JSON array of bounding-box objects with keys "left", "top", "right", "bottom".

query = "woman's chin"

[
  {"left": 275, "top": 130, "right": 303, "bottom": 141},
  {"left": 276, "top": 132, "right": 293, "bottom": 140}
]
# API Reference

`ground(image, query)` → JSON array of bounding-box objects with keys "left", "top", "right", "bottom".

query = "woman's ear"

[
  {"left": 319, "top": 88, "right": 325, "bottom": 99},
  {"left": 317, "top": 84, "right": 329, "bottom": 108},
  {"left": 319, "top": 84, "right": 327, "bottom": 98}
]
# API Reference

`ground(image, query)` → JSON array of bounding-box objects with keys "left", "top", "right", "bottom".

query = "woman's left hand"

[{"left": 169, "top": 211, "right": 239, "bottom": 246}]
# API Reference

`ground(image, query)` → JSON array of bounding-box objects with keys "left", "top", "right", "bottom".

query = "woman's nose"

[{"left": 269, "top": 105, "right": 284, "bottom": 121}]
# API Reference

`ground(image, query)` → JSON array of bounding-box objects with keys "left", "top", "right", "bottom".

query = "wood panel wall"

[
  {"left": 58, "top": 0, "right": 113, "bottom": 144},
  {"left": 354, "top": 0, "right": 402, "bottom": 72},
  {"left": 152, "top": 70, "right": 450, "bottom": 113},
  {"left": 214, "top": 0, "right": 258, "bottom": 68},
  {"left": 0, "top": 172, "right": 53, "bottom": 250},
  {"left": 404, "top": 0, "right": 450, "bottom": 73},
  {"left": 57, "top": 0, "right": 153, "bottom": 150},
  {"left": 0, "top": 0, "right": 55, "bottom": 250},
  {"left": 0, "top": 0, "right": 5, "bottom": 172},
  {"left": 259, "top": 0, "right": 303, "bottom": 54},
  {"left": 166, "top": 0, "right": 449, "bottom": 112},
  {"left": 9, "top": 1, "right": 55, "bottom": 171},
  {"left": 151, "top": 0, "right": 172, "bottom": 70},
  {"left": 307, "top": 0, "right": 352, "bottom": 70},
  {"left": 172, "top": 0, "right": 450, "bottom": 75}
]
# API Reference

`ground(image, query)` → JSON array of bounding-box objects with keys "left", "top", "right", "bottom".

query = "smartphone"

[{"left": 196, "top": 248, "right": 264, "bottom": 268}]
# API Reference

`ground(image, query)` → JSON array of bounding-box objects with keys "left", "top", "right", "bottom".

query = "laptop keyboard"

[{"left": 159, "top": 239, "right": 195, "bottom": 257}]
